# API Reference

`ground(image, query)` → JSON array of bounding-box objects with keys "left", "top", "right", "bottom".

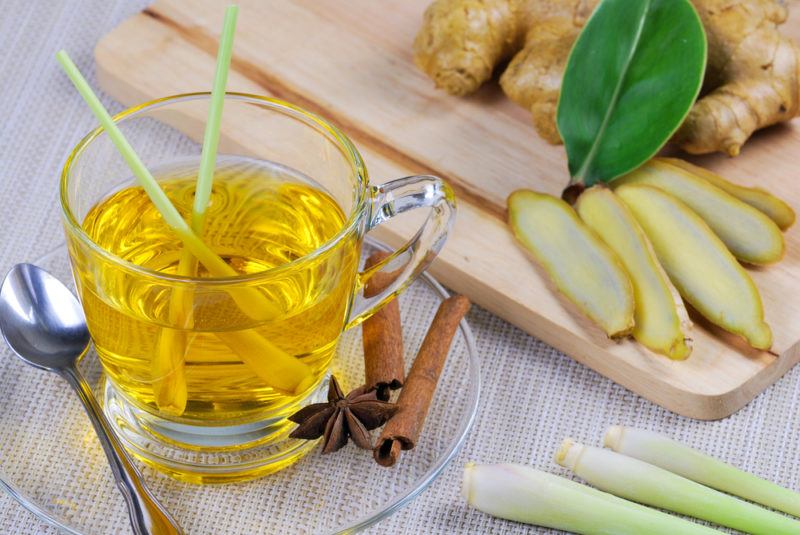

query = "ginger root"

[{"left": 413, "top": 0, "right": 800, "bottom": 155}]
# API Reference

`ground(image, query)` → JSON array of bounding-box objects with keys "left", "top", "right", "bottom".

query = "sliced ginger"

[
  {"left": 614, "top": 159, "right": 785, "bottom": 265},
  {"left": 659, "top": 157, "right": 795, "bottom": 230},
  {"left": 414, "top": 0, "right": 800, "bottom": 155},
  {"left": 576, "top": 187, "right": 692, "bottom": 360},
  {"left": 508, "top": 189, "right": 634, "bottom": 338},
  {"left": 616, "top": 184, "right": 772, "bottom": 350}
]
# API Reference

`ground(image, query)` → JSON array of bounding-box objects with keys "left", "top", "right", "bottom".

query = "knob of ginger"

[{"left": 413, "top": 0, "right": 800, "bottom": 156}]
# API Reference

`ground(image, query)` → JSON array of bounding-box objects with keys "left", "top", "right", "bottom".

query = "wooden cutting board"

[{"left": 95, "top": 0, "right": 800, "bottom": 419}]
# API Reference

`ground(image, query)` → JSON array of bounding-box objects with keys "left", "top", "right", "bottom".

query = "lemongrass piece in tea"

[
  {"left": 154, "top": 5, "right": 239, "bottom": 413},
  {"left": 463, "top": 463, "right": 723, "bottom": 534},
  {"left": 82, "top": 163, "right": 349, "bottom": 420},
  {"left": 193, "top": 4, "right": 238, "bottom": 226},
  {"left": 57, "top": 51, "right": 312, "bottom": 394},
  {"left": 55, "top": 50, "right": 283, "bottom": 319},
  {"left": 557, "top": 439, "right": 800, "bottom": 535},
  {"left": 152, "top": 299, "right": 191, "bottom": 415},
  {"left": 604, "top": 425, "right": 800, "bottom": 519}
]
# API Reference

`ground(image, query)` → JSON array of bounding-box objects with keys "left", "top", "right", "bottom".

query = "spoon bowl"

[{"left": 0, "top": 263, "right": 90, "bottom": 370}]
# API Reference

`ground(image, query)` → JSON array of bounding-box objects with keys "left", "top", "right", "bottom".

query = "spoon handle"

[{"left": 60, "top": 366, "right": 184, "bottom": 535}]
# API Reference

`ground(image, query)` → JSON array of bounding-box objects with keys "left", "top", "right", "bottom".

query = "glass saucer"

[{"left": 0, "top": 238, "right": 480, "bottom": 534}]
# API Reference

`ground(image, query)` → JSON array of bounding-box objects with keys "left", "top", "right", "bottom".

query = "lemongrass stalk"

[
  {"left": 151, "top": 313, "right": 190, "bottom": 415},
  {"left": 604, "top": 425, "right": 800, "bottom": 519},
  {"left": 154, "top": 315, "right": 314, "bottom": 408},
  {"left": 56, "top": 50, "right": 280, "bottom": 317},
  {"left": 216, "top": 330, "right": 316, "bottom": 393},
  {"left": 557, "top": 439, "right": 800, "bottom": 535},
  {"left": 57, "top": 52, "right": 229, "bottom": 275},
  {"left": 193, "top": 4, "right": 237, "bottom": 223},
  {"left": 153, "top": 5, "right": 239, "bottom": 414},
  {"left": 57, "top": 51, "right": 312, "bottom": 395},
  {"left": 463, "top": 463, "right": 722, "bottom": 534}
]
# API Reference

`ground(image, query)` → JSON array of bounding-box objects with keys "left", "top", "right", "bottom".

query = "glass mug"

[{"left": 60, "top": 93, "right": 455, "bottom": 482}]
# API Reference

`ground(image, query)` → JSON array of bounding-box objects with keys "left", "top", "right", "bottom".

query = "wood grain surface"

[{"left": 95, "top": 0, "right": 800, "bottom": 419}]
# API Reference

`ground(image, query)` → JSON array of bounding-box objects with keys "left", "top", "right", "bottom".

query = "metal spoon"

[{"left": 0, "top": 264, "right": 183, "bottom": 535}]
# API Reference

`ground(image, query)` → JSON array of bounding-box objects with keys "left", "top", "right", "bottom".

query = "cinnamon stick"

[
  {"left": 374, "top": 294, "right": 471, "bottom": 467},
  {"left": 362, "top": 251, "right": 405, "bottom": 401}
]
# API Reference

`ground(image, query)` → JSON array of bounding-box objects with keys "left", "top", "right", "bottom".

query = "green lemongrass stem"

[
  {"left": 193, "top": 4, "right": 237, "bottom": 224},
  {"left": 557, "top": 439, "right": 800, "bottom": 535},
  {"left": 462, "top": 463, "right": 722, "bottom": 534},
  {"left": 216, "top": 330, "right": 316, "bottom": 393},
  {"left": 153, "top": 5, "right": 239, "bottom": 413},
  {"left": 152, "top": 303, "right": 190, "bottom": 415},
  {"left": 56, "top": 51, "right": 234, "bottom": 278},
  {"left": 184, "top": 4, "right": 311, "bottom": 394},
  {"left": 55, "top": 51, "right": 271, "bottom": 312},
  {"left": 604, "top": 425, "right": 800, "bottom": 519},
  {"left": 57, "top": 50, "right": 312, "bottom": 394}
]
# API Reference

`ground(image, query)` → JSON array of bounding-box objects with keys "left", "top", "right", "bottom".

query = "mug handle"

[{"left": 345, "top": 175, "right": 456, "bottom": 328}]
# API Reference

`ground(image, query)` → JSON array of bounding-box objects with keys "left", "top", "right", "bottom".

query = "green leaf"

[{"left": 556, "top": 0, "right": 706, "bottom": 186}]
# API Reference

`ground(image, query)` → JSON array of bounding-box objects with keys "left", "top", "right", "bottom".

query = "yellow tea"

[{"left": 76, "top": 157, "right": 358, "bottom": 424}]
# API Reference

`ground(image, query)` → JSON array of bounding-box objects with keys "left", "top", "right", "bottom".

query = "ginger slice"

[
  {"left": 576, "top": 187, "right": 692, "bottom": 360},
  {"left": 508, "top": 189, "right": 634, "bottom": 338},
  {"left": 657, "top": 157, "right": 795, "bottom": 231},
  {"left": 614, "top": 159, "right": 784, "bottom": 265},
  {"left": 616, "top": 184, "right": 772, "bottom": 350}
]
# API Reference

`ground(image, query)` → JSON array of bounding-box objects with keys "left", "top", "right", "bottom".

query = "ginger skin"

[{"left": 413, "top": 0, "right": 800, "bottom": 156}]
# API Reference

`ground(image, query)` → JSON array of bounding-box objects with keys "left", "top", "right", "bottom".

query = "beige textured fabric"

[{"left": 2, "top": 1, "right": 799, "bottom": 534}]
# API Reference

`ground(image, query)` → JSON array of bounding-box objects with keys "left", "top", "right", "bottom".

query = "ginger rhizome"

[{"left": 414, "top": 0, "right": 800, "bottom": 156}]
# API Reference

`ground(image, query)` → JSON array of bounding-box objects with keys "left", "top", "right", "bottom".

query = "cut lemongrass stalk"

[
  {"left": 462, "top": 463, "right": 722, "bottom": 534},
  {"left": 216, "top": 330, "right": 317, "bottom": 394},
  {"left": 557, "top": 439, "right": 800, "bottom": 535},
  {"left": 56, "top": 52, "right": 224, "bottom": 272},
  {"left": 152, "top": 260, "right": 193, "bottom": 414},
  {"left": 604, "top": 426, "right": 800, "bottom": 519},
  {"left": 151, "top": 304, "right": 191, "bottom": 415},
  {"left": 153, "top": 5, "right": 239, "bottom": 413},
  {"left": 56, "top": 50, "right": 280, "bottom": 320},
  {"left": 57, "top": 50, "right": 311, "bottom": 394},
  {"left": 193, "top": 4, "right": 238, "bottom": 225}
]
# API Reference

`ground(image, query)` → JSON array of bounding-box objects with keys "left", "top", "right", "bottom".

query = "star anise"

[
  {"left": 289, "top": 375, "right": 397, "bottom": 453},
  {"left": 288, "top": 375, "right": 398, "bottom": 454}
]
